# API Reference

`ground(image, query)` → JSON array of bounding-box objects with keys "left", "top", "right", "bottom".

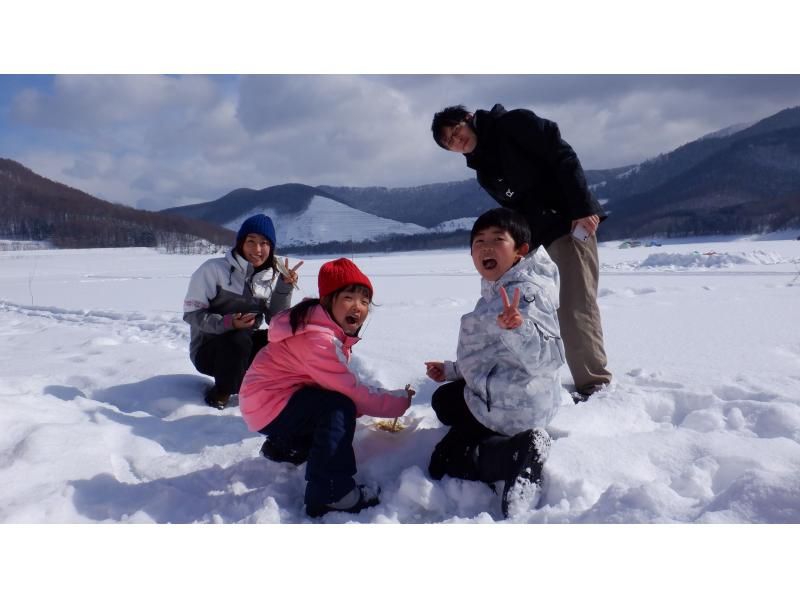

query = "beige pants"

[{"left": 545, "top": 232, "right": 612, "bottom": 394}]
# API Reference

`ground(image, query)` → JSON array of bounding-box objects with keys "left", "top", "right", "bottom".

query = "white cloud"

[{"left": 6, "top": 74, "right": 800, "bottom": 210}]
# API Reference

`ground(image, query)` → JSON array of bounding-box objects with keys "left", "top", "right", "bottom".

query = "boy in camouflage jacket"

[{"left": 425, "top": 208, "right": 565, "bottom": 517}]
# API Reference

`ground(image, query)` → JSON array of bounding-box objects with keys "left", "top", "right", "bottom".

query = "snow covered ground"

[{"left": 2, "top": 233, "right": 799, "bottom": 591}]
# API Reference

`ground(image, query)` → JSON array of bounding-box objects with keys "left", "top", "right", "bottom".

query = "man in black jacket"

[{"left": 431, "top": 104, "right": 612, "bottom": 400}]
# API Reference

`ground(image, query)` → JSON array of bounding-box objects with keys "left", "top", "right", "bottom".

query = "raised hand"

[
  {"left": 497, "top": 286, "right": 523, "bottom": 330},
  {"left": 405, "top": 383, "right": 416, "bottom": 400},
  {"left": 425, "top": 361, "right": 446, "bottom": 383},
  {"left": 279, "top": 257, "right": 304, "bottom": 288}
]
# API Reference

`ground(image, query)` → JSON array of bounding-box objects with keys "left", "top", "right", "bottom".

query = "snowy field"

[{"left": 2, "top": 233, "right": 799, "bottom": 592}]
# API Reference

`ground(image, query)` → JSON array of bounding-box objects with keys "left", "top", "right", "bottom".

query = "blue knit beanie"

[{"left": 236, "top": 214, "right": 276, "bottom": 247}]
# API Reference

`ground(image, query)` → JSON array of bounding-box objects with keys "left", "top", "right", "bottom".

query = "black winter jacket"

[{"left": 466, "top": 104, "right": 606, "bottom": 248}]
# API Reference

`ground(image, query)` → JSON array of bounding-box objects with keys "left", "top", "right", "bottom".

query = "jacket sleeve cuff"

[
  {"left": 222, "top": 313, "right": 234, "bottom": 329},
  {"left": 274, "top": 278, "right": 293, "bottom": 294},
  {"left": 443, "top": 360, "right": 461, "bottom": 381}
]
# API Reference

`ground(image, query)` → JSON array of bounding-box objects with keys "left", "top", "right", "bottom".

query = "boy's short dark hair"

[
  {"left": 431, "top": 105, "right": 471, "bottom": 149},
  {"left": 470, "top": 208, "right": 531, "bottom": 248}
]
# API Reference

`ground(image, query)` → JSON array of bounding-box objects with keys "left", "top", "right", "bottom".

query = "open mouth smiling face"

[
  {"left": 471, "top": 227, "right": 528, "bottom": 282},
  {"left": 330, "top": 287, "right": 372, "bottom": 336}
]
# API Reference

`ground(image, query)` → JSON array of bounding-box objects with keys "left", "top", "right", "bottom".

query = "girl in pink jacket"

[{"left": 239, "top": 258, "right": 414, "bottom": 518}]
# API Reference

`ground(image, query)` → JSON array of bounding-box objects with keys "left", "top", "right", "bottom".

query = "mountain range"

[
  {"left": 163, "top": 106, "right": 800, "bottom": 251},
  {"left": 590, "top": 106, "right": 800, "bottom": 239},
  {"left": 3, "top": 106, "right": 799, "bottom": 252},
  {"left": 159, "top": 181, "right": 492, "bottom": 253}
]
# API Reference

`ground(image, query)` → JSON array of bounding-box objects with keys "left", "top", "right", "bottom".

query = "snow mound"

[
  {"left": 605, "top": 250, "right": 789, "bottom": 271},
  {"left": 431, "top": 217, "right": 477, "bottom": 233},
  {"left": 638, "top": 250, "right": 785, "bottom": 269}
]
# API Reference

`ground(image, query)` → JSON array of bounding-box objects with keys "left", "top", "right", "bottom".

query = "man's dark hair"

[
  {"left": 470, "top": 208, "right": 531, "bottom": 248},
  {"left": 431, "top": 105, "right": 471, "bottom": 149}
]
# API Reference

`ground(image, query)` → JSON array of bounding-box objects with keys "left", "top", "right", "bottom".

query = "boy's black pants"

[
  {"left": 429, "top": 380, "right": 503, "bottom": 481},
  {"left": 194, "top": 329, "right": 267, "bottom": 395}
]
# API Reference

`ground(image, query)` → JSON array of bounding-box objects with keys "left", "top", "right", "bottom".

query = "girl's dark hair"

[
  {"left": 431, "top": 105, "right": 472, "bottom": 149},
  {"left": 288, "top": 298, "right": 321, "bottom": 334},
  {"left": 470, "top": 208, "right": 531, "bottom": 248},
  {"left": 289, "top": 284, "right": 373, "bottom": 334}
]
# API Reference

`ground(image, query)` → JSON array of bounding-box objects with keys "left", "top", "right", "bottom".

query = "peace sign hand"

[
  {"left": 277, "top": 257, "right": 304, "bottom": 289},
  {"left": 497, "top": 286, "right": 523, "bottom": 330}
]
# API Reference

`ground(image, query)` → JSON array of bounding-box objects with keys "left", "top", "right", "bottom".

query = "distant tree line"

[{"left": 285, "top": 230, "right": 471, "bottom": 256}]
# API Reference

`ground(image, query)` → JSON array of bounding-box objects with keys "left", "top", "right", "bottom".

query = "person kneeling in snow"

[
  {"left": 425, "top": 208, "right": 565, "bottom": 518},
  {"left": 183, "top": 214, "right": 302, "bottom": 409},
  {"left": 239, "top": 258, "right": 415, "bottom": 518}
]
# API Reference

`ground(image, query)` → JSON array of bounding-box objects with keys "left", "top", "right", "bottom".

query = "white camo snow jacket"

[{"left": 443, "top": 247, "right": 565, "bottom": 435}]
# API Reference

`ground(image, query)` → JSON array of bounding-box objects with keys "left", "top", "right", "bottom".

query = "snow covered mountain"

[
  {"left": 227, "top": 195, "right": 428, "bottom": 247},
  {"left": 162, "top": 182, "right": 478, "bottom": 251},
  {"left": 318, "top": 180, "right": 493, "bottom": 228}
]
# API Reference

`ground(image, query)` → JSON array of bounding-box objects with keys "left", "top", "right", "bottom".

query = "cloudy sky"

[
  {"left": 2, "top": 3, "right": 798, "bottom": 212},
  {"left": 3, "top": 74, "right": 800, "bottom": 211}
]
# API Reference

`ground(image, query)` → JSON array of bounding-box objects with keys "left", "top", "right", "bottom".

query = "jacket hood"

[
  {"left": 226, "top": 249, "right": 252, "bottom": 275},
  {"left": 473, "top": 103, "right": 507, "bottom": 131},
  {"left": 487, "top": 103, "right": 507, "bottom": 118},
  {"left": 268, "top": 303, "right": 361, "bottom": 349}
]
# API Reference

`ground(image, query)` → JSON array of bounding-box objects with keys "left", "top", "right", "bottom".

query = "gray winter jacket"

[
  {"left": 443, "top": 247, "right": 565, "bottom": 435},
  {"left": 182, "top": 250, "right": 293, "bottom": 364}
]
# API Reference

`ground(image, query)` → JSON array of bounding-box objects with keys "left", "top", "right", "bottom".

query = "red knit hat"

[{"left": 318, "top": 258, "right": 373, "bottom": 299}]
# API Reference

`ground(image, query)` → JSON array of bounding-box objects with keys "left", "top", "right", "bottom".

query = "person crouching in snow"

[
  {"left": 424, "top": 208, "right": 565, "bottom": 518},
  {"left": 239, "top": 258, "right": 415, "bottom": 518},
  {"left": 183, "top": 214, "right": 303, "bottom": 409}
]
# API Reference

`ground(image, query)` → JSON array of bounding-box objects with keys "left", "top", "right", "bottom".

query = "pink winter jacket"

[{"left": 239, "top": 304, "right": 411, "bottom": 432}]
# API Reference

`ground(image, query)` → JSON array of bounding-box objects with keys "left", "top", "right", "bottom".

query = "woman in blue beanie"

[{"left": 183, "top": 214, "right": 304, "bottom": 409}]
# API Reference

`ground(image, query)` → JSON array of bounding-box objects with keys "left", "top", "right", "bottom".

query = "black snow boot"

[
  {"left": 428, "top": 428, "right": 483, "bottom": 481},
  {"left": 204, "top": 385, "right": 231, "bottom": 410},
  {"left": 476, "top": 429, "right": 551, "bottom": 518},
  {"left": 306, "top": 484, "right": 381, "bottom": 518},
  {"left": 260, "top": 437, "right": 309, "bottom": 466}
]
